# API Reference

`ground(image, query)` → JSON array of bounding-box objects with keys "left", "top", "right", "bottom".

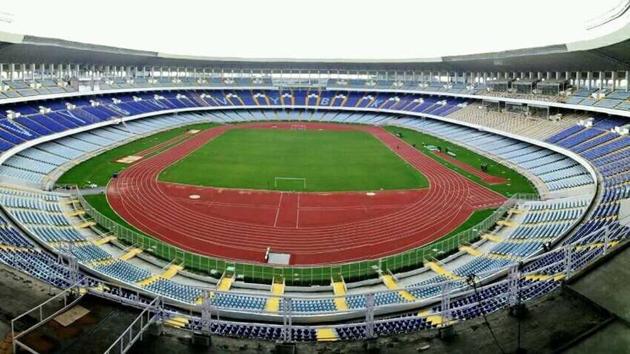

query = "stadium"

[{"left": 0, "top": 1, "right": 628, "bottom": 353}]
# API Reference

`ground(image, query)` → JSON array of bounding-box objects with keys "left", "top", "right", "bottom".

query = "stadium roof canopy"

[{"left": 0, "top": 11, "right": 629, "bottom": 72}]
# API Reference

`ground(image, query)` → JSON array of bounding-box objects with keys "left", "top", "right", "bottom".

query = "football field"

[{"left": 159, "top": 128, "right": 428, "bottom": 192}]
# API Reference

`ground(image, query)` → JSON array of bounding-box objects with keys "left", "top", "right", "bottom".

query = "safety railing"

[
  {"left": 104, "top": 296, "right": 162, "bottom": 354},
  {"left": 76, "top": 187, "right": 535, "bottom": 285}
]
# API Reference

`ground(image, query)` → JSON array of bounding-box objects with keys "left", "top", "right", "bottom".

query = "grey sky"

[{"left": 0, "top": 0, "right": 624, "bottom": 59}]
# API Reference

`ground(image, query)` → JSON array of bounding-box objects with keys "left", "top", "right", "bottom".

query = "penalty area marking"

[{"left": 274, "top": 177, "right": 307, "bottom": 190}]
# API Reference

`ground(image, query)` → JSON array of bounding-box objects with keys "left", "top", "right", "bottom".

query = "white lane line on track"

[
  {"left": 296, "top": 193, "right": 300, "bottom": 229},
  {"left": 274, "top": 192, "right": 283, "bottom": 227}
]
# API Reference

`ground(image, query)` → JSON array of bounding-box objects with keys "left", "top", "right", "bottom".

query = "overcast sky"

[{"left": 0, "top": 0, "right": 624, "bottom": 59}]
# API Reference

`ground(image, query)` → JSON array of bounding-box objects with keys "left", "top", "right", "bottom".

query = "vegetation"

[
  {"left": 57, "top": 123, "right": 218, "bottom": 187},
  {"left": 69, "top": 123, "right": 536, "bottom": 284},
  {"left": 384, "top": 126, "right": 537, "bottom": 197},
  {"left": 159, "top": 128, "right": 428, "bottom": 192},
  {"left": 443, "top": 208, "right": 495, "bottom": 237}
]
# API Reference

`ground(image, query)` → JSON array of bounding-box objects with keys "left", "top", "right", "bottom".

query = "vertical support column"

[
  {"left": 564, "top": 247, "right": 573, "bottom": 279},
  {"left": 365, "top": 293, "right": 375, "bottom": 339},
  {"left": 507, "top": 265, "right": 521, "bottom": 308},
  {"left": 575, "top": 71, "right": 580, "bottom": 89},
  {"left": 201, "top": 292, "right": 215, "bottom": 334},
  {"left": 282, "top": 297, "right": 292, "bottom": 343},
  {"left": 611, "top": 71, "right": 617, "bottom": 91},
  {"left": 603, "top": 226, "right": 611, "bottom": 256},
  {"left": 440, "top": 281, "right": 451, "bottom": 325}
]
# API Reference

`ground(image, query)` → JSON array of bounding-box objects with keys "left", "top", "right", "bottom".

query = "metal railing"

[
  {"left": 104, "top": 296, "right": 163, "bottom": 354},
  {"left": 76, "top": 187, "right": 534, "bottom": 285},
  {"left": 4, "top": 218, "right": 626, "bottom": 351},
  {"left": 11, "top": 283, "right": 85, "bottom": 354}
]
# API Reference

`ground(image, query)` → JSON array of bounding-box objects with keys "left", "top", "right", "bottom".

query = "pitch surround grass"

[
  {"left": 159, "top": 128, "right": 428, "bottom": 192},
  {"left": 61, "top": 121, "right": 536, "bottom": 283}
]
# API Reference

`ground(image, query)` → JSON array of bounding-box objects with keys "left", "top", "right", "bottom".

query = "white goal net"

[{"left": 289, "top": 124, "right": 307, "bottom": 131}]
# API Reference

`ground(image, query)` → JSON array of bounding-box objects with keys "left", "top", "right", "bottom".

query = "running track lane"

[{"left": 107, "top": 123, "right": 506, "bottom": 265}]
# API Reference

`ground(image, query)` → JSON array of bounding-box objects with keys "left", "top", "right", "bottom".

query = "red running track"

[{"left": 107, "top": 123, "right": 506, "bottom": 265}]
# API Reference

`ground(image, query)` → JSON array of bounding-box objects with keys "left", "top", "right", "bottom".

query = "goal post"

[
  {"left": 289, "top": 124, "right": 307, "bottom": 131},
  {"left": 274, "top": 177, "right": 307, "bottom": 190}
]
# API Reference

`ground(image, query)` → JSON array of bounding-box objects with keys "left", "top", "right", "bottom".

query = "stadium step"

[
  {"left": 497, "top": 220, "right": 516, "bottom": 227},
  {"left": 459, "top": 245, "right": 481, "bottom": 256},
  {"left": 0, "top": 244, "right": 32, "bottom": 252},
  {"left": 524, "top": 273, "right": 566, "bottom": 282},
  {"left": 217, "top": 274, "right": 235, "bottom": 292},
  {"left": 418, "top": 309, "right": 453, "bottom": 327},
  {"left": 508, "top": 208, "right": 524, "bottom": 215},
  {"left": 120, "top": 247, "right": 143, "bottom": 261},
  {"left": 332, "top": 279, "right": 349, "bottom": 311},
  {"left": 164, "top": 316, "right": 189, "bottom": 329},
  {"left": 93, "top": 235, "right": 117, "bottom": 246},
  {"left": 264, "top": 277, "right": 285, "bottom": 312},
  {"left": 161, "top": 264, "right": 184, "bottom": 280},
  {"left": 501, "top": 237, "right": 555, "bottom": 244},
  {"left": 90, "top": 259, "right": 115, "bottom": 267},
  {"left": 315, "top": 328, "right": 338, "bottom": 341},
  {"left": 481, "top": 233, "right": 502, "bottom": 242},
  {"left": 91, "top": 283, "right": 110, "bottom": 293},
  {"left": 574, "top": 240, "right": 619, "bottom": 252},
  {"left": 487, "top": 253, "right": 523, "bottom": 261},
  {"left": 425, "top": 261, "right": 461, "bottom": 280},
  {"left": 76, "top": 221, "right": 96, "bottom": 228},
  {"left": 65, "top": 209, "right": 86, "bottom": 217},
  {"left": 137, "top": 275, "right": 160, "bottom": 287},
  {"left": 381, "top": 274, "right": 416, "bottom": 302},
  {"left": 53, "top": 240, "right": 90, "bottom": 247}
]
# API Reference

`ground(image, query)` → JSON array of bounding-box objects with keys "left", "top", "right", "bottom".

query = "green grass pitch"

[
  {"left": 57, "top": 123, "right": 217, "bottom": 188},
  {"left": 159, "top": 128, "right": 428, "bottom": 192},
  {"left": 384, "top": 126, "right": 537, "bottom": 197}
]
